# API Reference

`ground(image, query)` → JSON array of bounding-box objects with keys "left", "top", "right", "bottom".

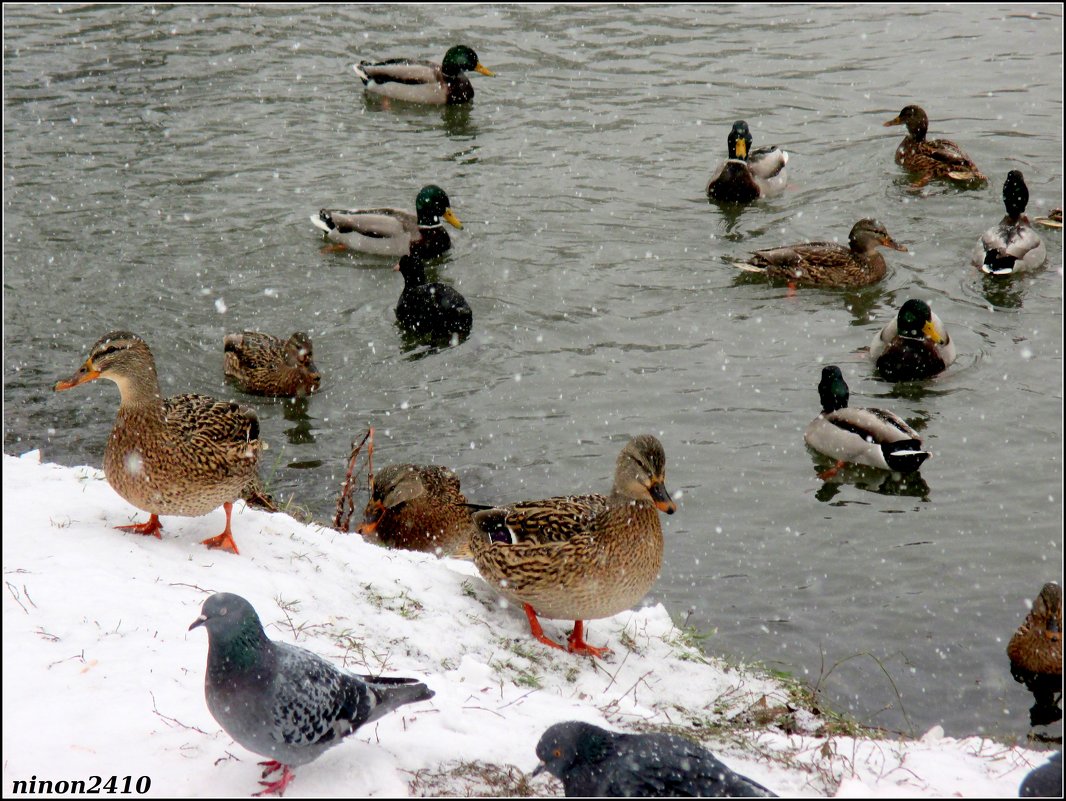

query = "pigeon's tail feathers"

[{"left": 363, "top": 676, "right": 434, "bottom": 723}]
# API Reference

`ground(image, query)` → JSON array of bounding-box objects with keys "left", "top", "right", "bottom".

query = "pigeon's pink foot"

[{"left": 254, "top": 763, "right": 294, "bottom": 796}]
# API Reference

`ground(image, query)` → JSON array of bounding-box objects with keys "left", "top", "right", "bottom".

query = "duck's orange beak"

[
  {"left": 54, "top": 359, "right": 100, "bottom": 391},
  {"left": 883, "top": 115, "right": 903, "bottom": 127},
  {"left": 357, "top": 501, "right": 386, "bottom": 536},
  {"left": 882, "top": 235, "right": 908, "bottom": 252},
  {"left": 650, "top": 481, "right": 676, "bottom": 514},
  {"left": 475, "top": 63, "right": 495, "bottom": 77},
  {"left": 735, "top": 139, "right": 747, "bottom": 159}
]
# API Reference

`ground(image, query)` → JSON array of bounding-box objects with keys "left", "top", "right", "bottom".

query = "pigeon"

[
  {"left": 1020, "top": 751, "right": 1062, "bottom": 797},
  {"left": 534, "top": 721, "right": 776, "bottom": 797},
  {"left": 189, "top": 593, "right": 434, "bottom": 796}
]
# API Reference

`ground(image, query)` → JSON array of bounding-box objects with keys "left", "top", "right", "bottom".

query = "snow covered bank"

[{"left": 1, "top": 452, "right": 1049, "bottom": 796}]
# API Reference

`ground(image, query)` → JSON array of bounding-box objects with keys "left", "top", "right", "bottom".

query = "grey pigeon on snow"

[
  {"left": 189, "top": 592, "right": 434, "bottom": 796},
  {"left": 534, "top": 721, "right": 776, "bottom": 797}
]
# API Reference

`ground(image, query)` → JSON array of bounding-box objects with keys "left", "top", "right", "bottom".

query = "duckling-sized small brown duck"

[
  {"left": 883, "top": 104, "right": 986, "bottom": 187},
  {"left": 54, "top": 331, "right": 261, "bottom": 554},
  {"left": 358, "top": 463, "right": 474, "bottom": 556},
  {"left": 871, "top": 299, "right": 957, "bottom": 382},
  {"left": 1008, "top": 582, "right": 1063, "bottom": 678},
  {"left": 734, "top": 219, "right": 907, "bottom": 288},
  {"left": 470, "top": 435, "right": 676, "bottom": 658},
  {"left": 224, "top": 331, "right": 321, "bottom": 398}
]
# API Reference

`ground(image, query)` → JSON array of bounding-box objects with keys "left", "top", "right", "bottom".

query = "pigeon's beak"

[
  {"left": 189, "top": 614, "right": 207, "bottom": 631},
  {"left": 531, "top": 763, "right": 546, "bottom": 778}
]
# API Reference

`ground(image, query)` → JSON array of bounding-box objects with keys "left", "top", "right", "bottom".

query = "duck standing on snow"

[
  {"left": 53, "top": 331, "right": 261, "bottom": 554},
  {"left": 394, "top": 254, "right": 473, "bottom": 342},
  {"left": 354, "top": 45, "right": 494, "bottom": 105},
  {"left": 804, "top": 365, "right": 929, "bottom": 474},
  {"left": 870, "top": 299, "right": 956, "bottom": 382},
  {"left": 706, "top": 120, "right": 789, "bottom": 203},
  {"left": 883, "top": 104, "right": 986, "bottom": 186},
  {"left": 470, "top": 435, "right": 676, "bottom": 658},
  {"left": 312, "top": 184, "right": 462, "bottom": 259},
  {"left": 972, "top": 170, "right": 1047, "bottom": 275},
  {"left": 223, "top": 331, "right": 321, "bottom": 398},
  {"left": 734, "top": 219, "right": 906, "bottom": 288}
]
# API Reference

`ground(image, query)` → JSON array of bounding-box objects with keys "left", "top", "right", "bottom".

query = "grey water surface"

[{"left": 4, "top": 4, "right": 1062, "bottom": 742}]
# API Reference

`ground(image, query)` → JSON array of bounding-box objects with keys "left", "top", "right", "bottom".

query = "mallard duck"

[
  {"left": 1008, "top": 582, "right": 1063, "bottom": 678},
  {"left": 311, "top": 184, "right": 462, "bottom": 259},
  {"left": 358, "top": 463, "right": 474, "bottom": 556},
  {"left": 53, "top": 331, "right": 261, "bottom": 554},
  {"left": 972, "top": 171, "right": 1047, "bottom": 275},
  {"left": 734, "top": 219, "right": 907, "bottom": 287},
  {"left": 706, "top": 120, "right": 789, "bottom": 203},
  {"left": 804, "top": 365, "right": 929, "bottom": 473},
  {"left": 223, "top": 331, "right": 321, "bottom": 398},
  {"left": 871, "top": 299, "right": 956, "bottom": 382},
  {"left": 883, "top": 104, "right": 986, "bottom": 186},
  {"left": 394, "top": 255, "right": 473, "bottom": 341},
  {"left": 470, "top": 435, "right": 676, "bottom": 658},
  {"left": 354, "top": 45, "right": 494, "bottom": 106}
]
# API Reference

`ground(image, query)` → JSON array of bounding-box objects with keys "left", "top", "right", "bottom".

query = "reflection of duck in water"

[{"left": 1008, "top": 582, "right": 1063, "bottom": 727}]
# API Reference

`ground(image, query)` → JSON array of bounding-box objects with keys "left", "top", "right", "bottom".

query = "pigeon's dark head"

[
  {"left": 189, "top": 592, "right": 260, "bottom": 635},
  {"left": 533, "top": 721, "right": 613, "bottom": 780}
]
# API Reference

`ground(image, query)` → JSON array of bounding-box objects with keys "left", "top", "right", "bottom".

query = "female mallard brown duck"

[
  {"left": 706, "top": 120, "right": 789, "bottom": 203},
  {"left": 734, "top": 219, "right": 907, "bottom": 287},
  {"left": 871, "top": 299, "right": 956, "bottom": 382},
  {"left": 53, "top": 331, "right": 261, "bottom": 554},
  {"left": 972, "top": 171, "right": 1047, "bottom": 275},
  {"left": 311, "top": 184, "right": 462, "bottom": 259},
  {"left": 883, "top": 104, "right": 986, "bottom": 186},
  {"left": 805, "top": 366, "right": 929, "bottom": 474},
  {"left": 223, "top": 331, "right": 321, "bottom": 398},
  {"left": 354, "top": 45, "right": 494, "bottom": 106},
  {"left": 470, "top": 435, "right": 676, "bottom": 658},
  {"left": 358, "top": 463, "right": 474, "bottom": 556},
  {"left": 1008, "top": 582, "right": 1062, "bottom": 677}
]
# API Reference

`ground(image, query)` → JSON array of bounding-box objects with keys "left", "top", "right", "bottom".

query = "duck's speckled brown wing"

[
  {"left": 493, "top": 494, "right": 609, "bottom": 545},
  {"left": 164, "top": 394, "right": 259, "bottom": 460}
]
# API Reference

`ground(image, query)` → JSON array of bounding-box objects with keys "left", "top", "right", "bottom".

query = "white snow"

[{"left": 1, "top": 451, "right": 1050, "bottom": 797}]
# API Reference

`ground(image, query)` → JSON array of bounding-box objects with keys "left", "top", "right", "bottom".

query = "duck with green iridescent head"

[
  {"left": 973, "top": 171, "right": 1047, "bottom": 275},
  {"left": 311, "top": 185, "right": 462, "bottom": 259},
  {"left": 354, "top": 45, "right": 494, "bottom": 105},
  {"left": 870, "top": 299, "right": 956, "bottom": 382},
  {"left": 707, "top": 120, "right": 789, "bottom": 203}
]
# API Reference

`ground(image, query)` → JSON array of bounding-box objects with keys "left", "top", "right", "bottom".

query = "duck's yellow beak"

[
  {"left": 475, "top": 63, "right": 495, "bottom": 77},
  {"left": 922, "top": 319, "right": 945, "bottom": 344},
  {"left": 884, "top": 115, "right": 903, "bottom": 127},
  {"left": 443, "top": 208, "right": 464, "bottom": 230},
  {"left": 735, "top": 139, "right": 747, "bottom": 159},
  {"left": 54, "top": 359, "right": 100, "bottom": 391}
]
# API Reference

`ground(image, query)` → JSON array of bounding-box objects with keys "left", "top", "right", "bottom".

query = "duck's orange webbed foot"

[
  {"left": 116, "top": 514, "right": 163, "bottom": 539},
  {"left": 523, "top": 603, "right": 567, "bottom": 651},
  {"left": 567, "top": 620, "right": 612, "bottom": 659},
  {"left": 817, "top": 460, "right": 847, "bottom": 480},
  {"left": 200, "top": 502, "right": 240, "bottom": 554}
]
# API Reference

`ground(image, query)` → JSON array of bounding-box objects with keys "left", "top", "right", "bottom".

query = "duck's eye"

[{"left": 553, "top": 748, "right": 562, "bottom": 758}]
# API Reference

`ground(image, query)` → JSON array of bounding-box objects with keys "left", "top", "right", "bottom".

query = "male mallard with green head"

[
  {"left": 707, "top": 120, "right": 789, "bottom": 203},
  {"left": 354, "top": 45, "right": 494, "bottom": 105},
  {"left": 973, "top": 171, "right": 1047, "bottom": 275},
  {"left": 312, "top": 184, "right": 462, "bottom": 258},
  {"left": 54, "top": 331, "right": 261, "bottom": 554},
  {"left": 871, "top": 299, "right": 956, "bottom": 382},
  {"left": 470, "top": 435, "right": 676, "bottom": 658},
  {"left": 805, "top": 365, "right": 929, "bottom": 474}
]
